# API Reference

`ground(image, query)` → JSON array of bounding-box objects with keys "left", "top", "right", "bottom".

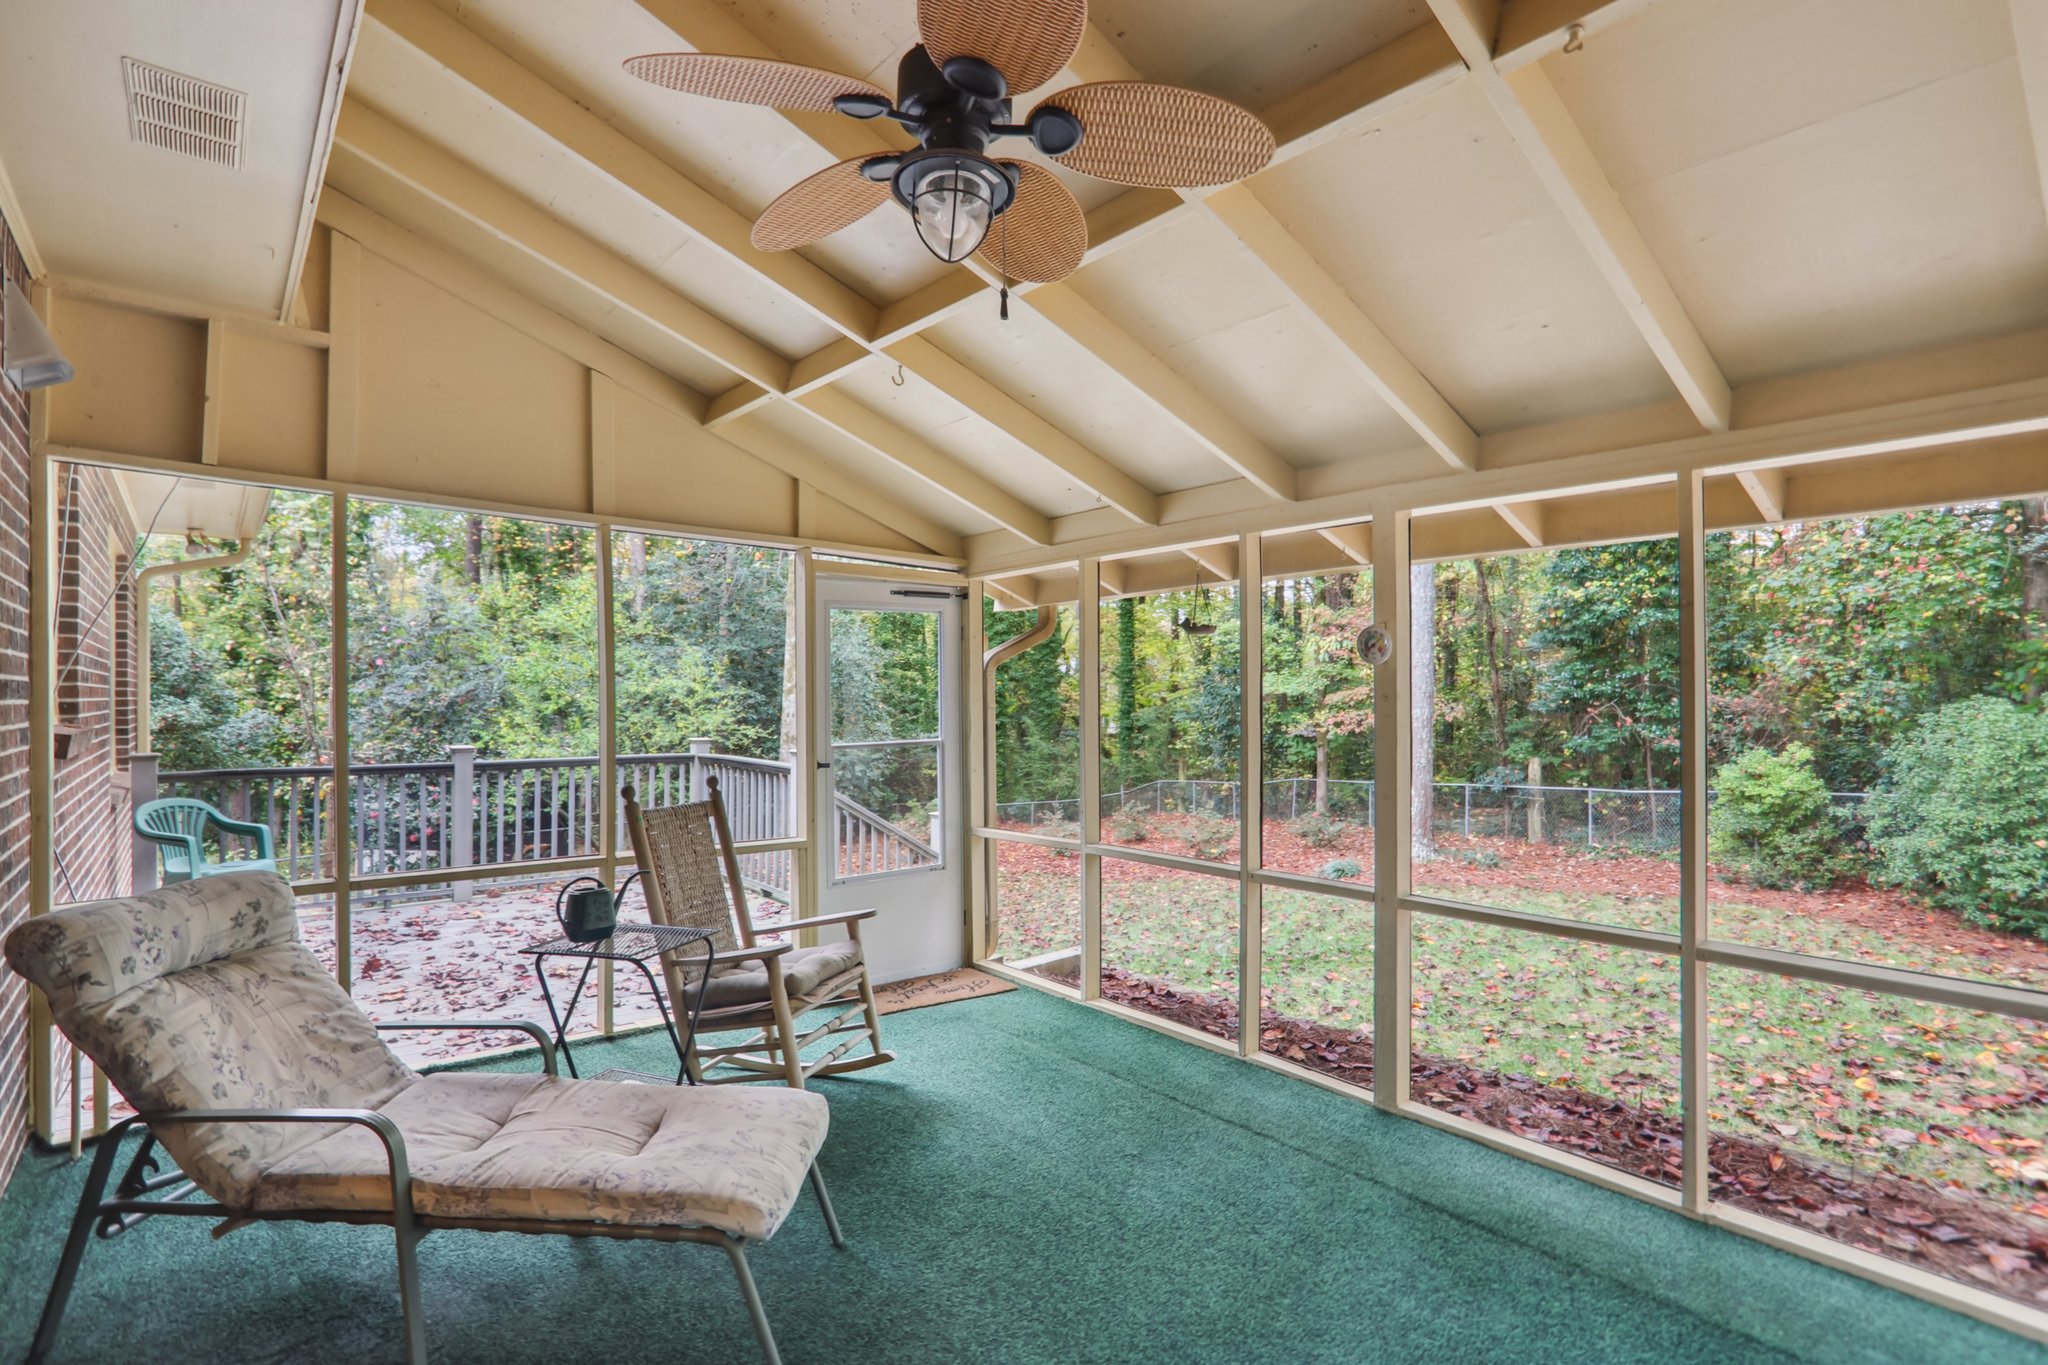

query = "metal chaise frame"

[{"left": 29, "top": 1019, "right": 845, "bottom": 1365}]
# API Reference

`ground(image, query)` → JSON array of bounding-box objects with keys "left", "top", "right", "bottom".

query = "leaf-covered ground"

[{"left": 992, "top": 816, "right": 2048, "bottom": 1300}]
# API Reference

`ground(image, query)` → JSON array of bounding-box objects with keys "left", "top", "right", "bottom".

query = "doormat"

[{"left": 872, "top": 968, "right": 1016, "bottom": 1016}]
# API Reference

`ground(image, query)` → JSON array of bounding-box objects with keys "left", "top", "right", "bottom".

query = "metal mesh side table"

[{"left": 523, "top": 924, "right": 715, "bottom": 1084}]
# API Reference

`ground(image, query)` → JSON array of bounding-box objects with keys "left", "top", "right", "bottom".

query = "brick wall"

[
  {"left": 0, "top": 213, "right": 133, "bottom": 1195},
  {"left": 0, "top": 208, "right": 31, "bottom": 1195},
  {"left": 52, "top": 464, "right": 133, "bottom": 907}
]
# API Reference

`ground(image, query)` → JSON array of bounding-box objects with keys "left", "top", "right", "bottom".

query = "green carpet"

[{"left": 2, "top": 988, "right": 2041, "bottom": 1363}]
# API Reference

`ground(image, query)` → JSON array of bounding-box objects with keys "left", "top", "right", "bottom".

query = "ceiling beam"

[
  {"left": 367, "top": 0, "right": 1163, "bottom": 528},
  {"left": 884, "top": 336, "right": 1162, "bottom": 525},
  {"left": 1494, "top": 501, "right": 1546, "bottom": 546},
  {"left": 962, "top": 330, "right": 2048, "bottom": 576},
  {"left": 316, "top": 190, "right": 710, "bottom": 424},
  {"left": 1260, "top": 23, "right": 1464, "bottom": 167},
  {"left": 332, "top": 102, "right": 792, "bottom": 393},
  {"left": 1493, "top": 0, "right": 1668, "bottom": 72},
  {"left": 794, "top": 388, "right": 1056, "bottom": 544},
  {"left": 671, "top": 2, "right": 1460, "bottom": 494},
  {"left": 313, "top": 189, "right": 959, "bottom": 555},
  {"left": 331, "top": 108, "right": 1020, "bottom": 554},
  {"left": 1025, "top": 284, "right": 1298, "bottom": 500},
  {"left": 365, "top": 0, "right": 877, "bottom": 340},
  {"left": 1181, "top": 542, "right": 1240, "bottom": 583},
  {"left": 1052, "top": 17, "right": 1482, "bottom": 474},
  {"left": 1735, "top": 468, "right": 1786, "bottom": 523},
  {"left": 1201, "top": 185, "right": 1478, "bottom": 471},
  {"left": 1318, "top": 523, "right": 1374, "bottom": 565},
  {"left": 723, "top": 416, "right": 965, "bottom": 557},
  {"left": 620, "top": 0, "right": 1291, "bottom": 505},
  {"left": 984, "top": 576, "right": 1035, "bottom": 610},
  {"left": 1427, "top": 0, "right": 1732, "bottom": 433}
]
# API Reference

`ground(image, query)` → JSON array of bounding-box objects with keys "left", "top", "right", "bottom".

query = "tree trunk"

[
  {"left": 1475, "top": 560, "right": 1509, "bottom": 765},
  {"left": 2025, "top": 498, "right": 2048, "bottom": 702},
  {"left": 1411, "top": 563, "right": 1437, "bottom": 860},
  {"left": 777, "top": 570, "right": 800, "bottom": 766},
  {"left": 464, "top": 516, "right": 484, "bottom": 585},
  {"left": 624, "top": 532, "right": 646, "bottom": 613},
  {"left": 1314, "top": 728, "right": 1329, "bottom": 815}
]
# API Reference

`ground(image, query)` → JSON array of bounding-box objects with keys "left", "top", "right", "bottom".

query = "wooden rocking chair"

[{"left": 624, "top": 777, "right": 895, "bottom": 1087}]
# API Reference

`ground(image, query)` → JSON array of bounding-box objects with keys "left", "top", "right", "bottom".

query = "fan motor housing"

[{"left": 897, "top": 45, "right": 1010, "bottom": 154}]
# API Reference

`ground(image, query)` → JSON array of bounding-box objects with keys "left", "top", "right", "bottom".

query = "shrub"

[
  {"left": 1034, "top": 815, "right": 1079, "bottom": 842},
  {"left": 1107, "top": 808, "right": 1150, "bottom": 843},
  {"left": 1708, "top": 742, "right": 1845, "bottom": 890},
  {"left": 1285, "top": 812, "right": 1351, "bottom": 849},
  {"left": 1319, "top": 857, "right": 1364, "bottom": 881},
  {"left": 1183, "top": 814, "right": 1238, "bottom": 861},
  {"left": 1863, "top": 698, "right": 2048, "bottom": 937}
]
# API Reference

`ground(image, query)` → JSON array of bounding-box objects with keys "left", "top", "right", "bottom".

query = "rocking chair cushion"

[
  {"left": 693, "top": 938, "right": 865, "bottom": 1011},
  {"left": 256, "top": 1071, "right": 830, "bottom": 1240}
]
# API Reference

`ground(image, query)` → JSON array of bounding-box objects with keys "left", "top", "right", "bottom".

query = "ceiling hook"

[
  {"left": 891, "top": 364, "right": 906, "bottom": 387},
  {"left": 1562, "top": 22, "right": 1586, "bottom": 53}
]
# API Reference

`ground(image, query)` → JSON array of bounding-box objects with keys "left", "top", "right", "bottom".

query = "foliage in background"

[
  {"left": 1708, "top": 742, "right": 1844, "bottom": 890},
  {"left": 1863, "top": 697, "right": 2048, "bottom": 936}
]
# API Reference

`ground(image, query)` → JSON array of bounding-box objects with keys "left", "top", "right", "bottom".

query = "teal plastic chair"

[{"left": 133, "top": 799, "right": 278, "bottom": 884}]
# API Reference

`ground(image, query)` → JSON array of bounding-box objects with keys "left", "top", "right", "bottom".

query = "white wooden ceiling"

[
  {"left": 0, "top": 0, "right": 357, "bottom": 318},
  {"left": 11, "top": 0, "right": 2048, "bottom": 567}
]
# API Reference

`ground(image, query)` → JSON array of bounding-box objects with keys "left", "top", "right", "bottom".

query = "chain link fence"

[{"left": 998, "top": 779, "right": 1869, "bottom": 855}]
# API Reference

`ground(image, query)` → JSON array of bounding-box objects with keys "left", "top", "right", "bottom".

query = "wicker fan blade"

[
  {"left": 1046, "top": 81, "right": 1275, "bottom": 187},
  {"left": 752, "top": 159, "right": 892, "bottom": 252},
  {"left": 918, "top": 0, "right": 1087, "bottom": 95},
  {"left": 625, "top": 53, "right": 889, "bottom": 114},
  {"left": 977, "top": 162, "right": 1086, "bottom": 283}
]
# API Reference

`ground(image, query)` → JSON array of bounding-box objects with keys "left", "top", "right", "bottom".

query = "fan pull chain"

[{"left": 999, "top": 219, "right": 1011, "bottom": 321}]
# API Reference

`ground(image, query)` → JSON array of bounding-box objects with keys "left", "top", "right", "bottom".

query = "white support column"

[
  {"left": 330, "top": 492, "right": 354, "bottom": 989},
  {"left": 1371, "top": 506, "right": 1413, "bottom": 1110},
  {"left": 1079, "top": 556, "right": 1104, "bottom": 1000},
  {"left": 594, "top": 521, "right": 618, "bottom": 1034},
  {"left": 794, "top": 549, "right": 817, "bottom": 919},
  {"left": 1238, "top": 533, "right": 1265, "bottom": 1057},
  {"left": 1677, "top": 470, "right": 1711, "bottom": 1212},
  {"left": 964, "top": 582, "right": 989, "bottom": 963}
]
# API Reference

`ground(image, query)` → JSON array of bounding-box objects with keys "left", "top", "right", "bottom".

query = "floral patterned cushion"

[
  {"left": 2, "top": 871, "right": 415, "bottom": 1207},
  {"left": 256, "top": 1071, "right": 831, "bottom": 1240}
]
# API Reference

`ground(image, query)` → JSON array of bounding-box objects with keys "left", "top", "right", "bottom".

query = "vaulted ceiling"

[{"left": 7, "top": 0, "right": 2048, "bottom": 574}]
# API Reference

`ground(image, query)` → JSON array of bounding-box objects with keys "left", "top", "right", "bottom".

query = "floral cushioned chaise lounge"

[{"left": 2, "top": 869, "right": 845, "bottom": 1365}]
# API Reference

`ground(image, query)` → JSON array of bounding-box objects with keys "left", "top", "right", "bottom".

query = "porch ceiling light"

[{"left": 893, "top": 150, "right": 1014, "bottom": 264}]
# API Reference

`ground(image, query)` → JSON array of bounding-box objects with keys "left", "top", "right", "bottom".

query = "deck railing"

[{"left": 140, "top": 740, "right": 936, "bottom": 899}]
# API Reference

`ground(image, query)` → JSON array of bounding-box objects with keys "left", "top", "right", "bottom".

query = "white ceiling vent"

[{"left": 121, "top": 58, "right": 245, "bottom": 169}]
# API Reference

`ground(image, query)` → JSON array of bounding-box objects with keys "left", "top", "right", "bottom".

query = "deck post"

[
  {"left": 130, "top": 753, "right": 159, "bottom": 892},
  {"left": 689, "top": 737, "right": 713, "bottom": 802},
  {"left": 449, "top": 745, "right": 475, "bottom": 898}
]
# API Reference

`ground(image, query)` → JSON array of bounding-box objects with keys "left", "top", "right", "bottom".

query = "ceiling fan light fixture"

[{"left": 896, "top": 152, "right": 1014, "bottom": 263}]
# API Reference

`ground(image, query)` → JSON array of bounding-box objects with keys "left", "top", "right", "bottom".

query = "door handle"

[{"left": 816, "top": 762, "right": 831, "bottom": 770}]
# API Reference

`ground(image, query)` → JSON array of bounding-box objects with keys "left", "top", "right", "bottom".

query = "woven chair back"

[{"left": 623, "top": 780, "right": 752, "bottom": 963}]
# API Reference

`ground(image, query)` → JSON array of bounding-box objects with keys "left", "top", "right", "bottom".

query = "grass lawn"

[{"left": 991, "top": 844, "right": 2048, "bottom": 1225}]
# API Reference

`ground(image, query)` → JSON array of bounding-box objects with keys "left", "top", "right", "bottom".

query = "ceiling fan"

[{"left": 624, "top": 0, "right": 1276, "bottom": 287}]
